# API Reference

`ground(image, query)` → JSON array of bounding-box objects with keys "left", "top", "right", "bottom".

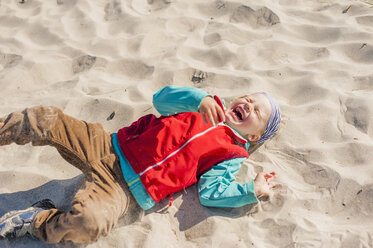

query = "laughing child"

[{"left": 0, "top": 85, "right": 280, "bottom": 244}]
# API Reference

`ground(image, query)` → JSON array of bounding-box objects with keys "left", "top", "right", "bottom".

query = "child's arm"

[
  {"left": 153, "top": 85, "right": 225, "bottom": 125},
  {"left": 152, "top": 85, "right": 208, "bottom": 115},
  {"left": 198, "top": 158, "right": 257, "bottom": 208},
  {"left": 198, "top": 158, "right": 276, "bottom": 208}
]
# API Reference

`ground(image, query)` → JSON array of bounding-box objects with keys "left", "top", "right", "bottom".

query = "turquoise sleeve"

[
  {"left": 152, "top": 85, "right": 209, "bottom": 115},
  {"left": 198, "top": 158, "right": 258, "bottom": 208}
]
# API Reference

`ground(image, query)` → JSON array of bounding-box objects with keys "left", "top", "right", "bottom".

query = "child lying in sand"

[{"left": 0, "top": 85, "right": 280, "bottom": 244}]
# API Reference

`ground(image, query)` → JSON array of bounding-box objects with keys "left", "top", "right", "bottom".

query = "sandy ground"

[{"left": 0, "top": 0, "right": 373, "bottom": 247}]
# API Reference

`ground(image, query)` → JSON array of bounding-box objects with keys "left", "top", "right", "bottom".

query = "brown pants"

[{"left": 0, "top": 106, "right": 135, "bottom": 243}]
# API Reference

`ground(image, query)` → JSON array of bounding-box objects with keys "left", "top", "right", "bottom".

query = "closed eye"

[
  {"left": 255, "top": 107, "right": 262, "bottom": 119},
  {"left": 244, "top": 97, "right": 253, "bottom": 103}
]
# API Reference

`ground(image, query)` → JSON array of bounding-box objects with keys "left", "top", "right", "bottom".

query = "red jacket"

[{"left": 117, "top": 112, "right": 249, "bottom": 202}]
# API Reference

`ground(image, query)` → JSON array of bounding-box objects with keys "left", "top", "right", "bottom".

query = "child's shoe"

[{"left": 0, "top": 199, "right": 55, "bottom": 239}]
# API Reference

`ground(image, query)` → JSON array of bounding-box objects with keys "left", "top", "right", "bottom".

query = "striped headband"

[{"left": 256, "top": 92, "right": 281, "bottom": 144}]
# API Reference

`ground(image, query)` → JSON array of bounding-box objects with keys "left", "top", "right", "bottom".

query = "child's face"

[{"left": 225, "top": 93, "right": 272, "bottom": 142}]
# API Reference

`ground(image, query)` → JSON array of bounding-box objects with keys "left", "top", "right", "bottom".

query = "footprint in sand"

[
  {"left": 302, "top": 162, "right": 341, "bottom": 189},
  {"left": 0, "top": 52, "right": 22, "bottom": 70},
  {"left": 292, "top": 25, "right": 341, "bottom": 44},
  {"left": 287, "top": 80, "right": 329, "bottom": 106},
  {"left": 352, "top": 75, "right": 373, "bottom": 91},
  {"left": 72, "top": 55, "right": 96, "bottom": 74},
  {"left": 343, "top": 97, "right": 370, "bottom": 134},
  {"left": 260, "top": 219, "right": 296, "bottom": 246},
  {"left": 107, "top": 59, "right": 154, "bottom": 79},
  {"left": 333, "top": 142, "right": 373, "bottom": 167},
  {"left": 353, "top": 184, "right": 373, "bottom": 216},
  {"left": 355, "top": 15, "right": 373, "bottom": 26},
  {"left": 340, "top": 43, "right": 373, "bottom": 64},
  {"left": 130, "top": 0, "right": 171, "bottom": 15},
  {"left": 230, "top": 6, "right": 280, "bottom": 28},
  {"left": 56, "top": 0, "right": 78, "bottom": 7},
  {"left": 203, "top": 32, "right": 222, "bottom": 46},
  {"left": 104, "top": 0, "right": 122, "bottom": 21}
]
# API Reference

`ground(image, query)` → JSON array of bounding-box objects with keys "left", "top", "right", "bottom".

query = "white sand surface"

[{"left": 0, "top": 0, "right": 373, "bottom": 247}]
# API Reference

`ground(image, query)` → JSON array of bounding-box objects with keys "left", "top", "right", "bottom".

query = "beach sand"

[{"left": 0, "top": 0, "right": 372, "bottom": 247}]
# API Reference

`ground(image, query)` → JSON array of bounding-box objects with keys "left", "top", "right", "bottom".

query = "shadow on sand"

[
  {"left": 0, "top": 175, "right": 85, "bottom": 248},
  {"left": 0, "top": 175, "right": 257, "bottom": 247},
  {"left": 147, "top": 185, "right": 256, "bottom": 232}
]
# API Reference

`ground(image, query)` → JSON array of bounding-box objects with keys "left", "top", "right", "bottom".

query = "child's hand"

[
  {"left": 254, "top": 172, "right": 276, "bottom": 198},
  {"left": 199, "top": 96, "right": 225, "bottom": 126}
]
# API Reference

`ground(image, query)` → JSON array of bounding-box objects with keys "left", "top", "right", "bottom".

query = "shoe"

[{"left": 0, "top": 199, "right": 56, "bottom": 239}]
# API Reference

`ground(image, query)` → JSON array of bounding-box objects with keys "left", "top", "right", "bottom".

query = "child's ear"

[{"left": 247, "top": 134, "right": 260, "bottom": 142}]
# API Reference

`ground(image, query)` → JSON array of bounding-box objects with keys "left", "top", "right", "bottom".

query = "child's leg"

[
  {"left": 33, "top": 161, "right": 132, "bottom": 243},
  {"left": 0, "top": 106, "right": 110, "bottom": 172},
  {"left": 0, "top": 106, "right": 134, "bottom": 243}
]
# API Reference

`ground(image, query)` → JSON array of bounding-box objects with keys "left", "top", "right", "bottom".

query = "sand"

[{"left": 0, "top": 0, "right": 373, "bottom": 247}]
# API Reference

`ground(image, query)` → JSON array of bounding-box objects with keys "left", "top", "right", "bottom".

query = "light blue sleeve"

[
  {"left": 152, "top": 85, "right": 209, "bottom": 115},
  {"left": 198, "top": 157, "right": 258, "bottom": 208}
]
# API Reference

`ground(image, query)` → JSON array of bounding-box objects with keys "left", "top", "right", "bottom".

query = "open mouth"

[{"left": 233, "top": 107, "right": 243, "bottom": 121}]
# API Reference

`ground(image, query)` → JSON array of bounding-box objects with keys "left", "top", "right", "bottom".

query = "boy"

[{"left": 0, "top": 85, "right": 280, "bottom": 244}]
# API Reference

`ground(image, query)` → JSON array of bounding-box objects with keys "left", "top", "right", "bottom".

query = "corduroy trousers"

[{"left": 0, "top": 106, "right": 136, "bottom": 243}]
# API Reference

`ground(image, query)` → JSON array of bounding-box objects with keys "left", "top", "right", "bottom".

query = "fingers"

[
  {"left": 264, "top": 171, "right": 276, "bottom": 182},
  {"left": 254, "top": 171, "right": 277, "bottom": 198},
  {"left": 216, "top": 106, "right": 225, "bottom": 123},
  {"left": 206, "top": 109, "right": 216, "bottom": 126},
  {"left": 209, "top": 102, "right": 226, "bottom": 125},
  {"left": 202, "top": 105, "right": 220, "bottom": 126},
  {"left": 202, "top": 113, "right": 209, "bottom": 125},
  {"left": 199, "top": 96, "right": 226, "bottom": 126},
  {"left": 266, "top": 172, "right": 276, "bottom": 190},
  {"left": 201, "top": 111, "right": 215, "bottom": 126}
]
